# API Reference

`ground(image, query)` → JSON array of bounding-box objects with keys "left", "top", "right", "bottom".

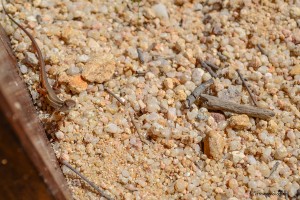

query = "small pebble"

[
  {"left": 229, "top": 115, "right": 251, "bottom": 130},
  {"left": 25, "top": 52, "right": 38, "bottom": 66},
  {"left": 19, "top": 64, "right": 28, "bottom": 74},
  {"left": 78, "top": 54, "right": 90, "bottom": 63},
  {"left": 55, "top": 131, "right": 64, "bottom": 140},
  {"left": 203, "top": 130, "right": 225, "bottom": 160},
  {"left": 274, "top": 146, "right": 288, "bottom": 160},
  {"left": 66, "top": 66, "right": 81, "bottom": 75},
  {"left": 105, "top": 123, "right": 122, "bottom": 134},
  {"left": 174, "top": 179, "right": 188, "bottom": 193},
  {"left": 152, "top": 3, "right": 169, "bottom": 20}
]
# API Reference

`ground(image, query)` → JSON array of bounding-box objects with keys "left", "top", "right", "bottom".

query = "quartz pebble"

[
  {"left": 78, "top": 54, "right": 90, "bottom": 63},
  {"left": 66, "top": 66, "right": 81, "bottom": 75},
  {"left": 55, "top": 131, "right": 64, "bottom": 140},
  {"left": 25, "top": 52, "right": 38, "bottom": 66},
  {"left": 174, "top": 179, "right": 188, "bottom": 193},
  {"left": 230, "top": 151, "right": 245, "bottom": 164},
  {"left": 19, "top": 64, "right": 28, "bottom": 74},
  {"left": 105, "top": 123, "right": 122, "bottom": 134},
  {"left": 290, "top": 7, "right": 300, "bottom": 18},
  {"left": 152, "top": 3, "right": 169, "bottom": 20},
  {"left": 274, "top": 146, "right": 288, "bottom": 160}
]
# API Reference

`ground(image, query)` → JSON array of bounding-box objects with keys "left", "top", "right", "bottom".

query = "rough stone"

[
  {"left": 65, "top": 75, "right": 88, "bottom": 93},
  {"left": 203, "top": 130, "right": 225, "bottom": 160},
  {"left": 290, "top": 65, "right": 300, "bottom": 76},
  {"left": 229, "top": 114, "right": 251, "bottom": 130},
  {"left": 82, "top": 54, "right": 115, "bottom": 83},
  {"left": 174, "top": 179, "right": 188, "bottom": 193},
  {"left": 290, "top": 7, "right": 300, "bottom": 19}
]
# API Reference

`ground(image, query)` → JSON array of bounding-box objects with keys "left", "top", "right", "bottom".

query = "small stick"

[
  {"left": 257, "top": 44, "right": 268, "bottom": 56},
  {"left": 135, "top": 71, "right": 146, "bottom": 77},
  {"left": 104, "top": 86, "right": 149, "bottom": 144},
  {"left": 137, "top": 48, "right": 144, "bottom": 64},
  {"left": 104, "top": 87, "right": 125, "bottom": 106},
  {"left": 60, "top": 160, "right": 113, "bottom": 200},
  {"left": 197, "top": 59, "right": 217, "bottom": 78},
  {"left": 194, "top": 161, "right": 202, "bottom": 170},
  {"left": 236, "top": 69, "right": 258, "bottom": 106},
  {"left": 185, "top": 79, "right": 214, "bottom": 108},
  {"left": 217, "top": 52, "right": 227, "bottom": 61},
  {"left": 267, "top": 161, "right": 280, "bottom": 178},
  {"left": 199, "top": 94, "right": 275, "bottom": 119},
  {"left": 152, "top": 54, "right": 174, "bottom": 60},
  {"left": 205, "top": 61, "right": 219, "bottom": 70}
]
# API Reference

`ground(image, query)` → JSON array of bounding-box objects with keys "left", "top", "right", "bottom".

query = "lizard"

[{"left": 2, "top": 0, "right": 76, "bottom": 111}]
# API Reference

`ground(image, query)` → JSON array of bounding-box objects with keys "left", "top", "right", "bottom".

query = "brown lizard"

[{"left": 2, "top": 0, "right": 75, "bottom": 111}]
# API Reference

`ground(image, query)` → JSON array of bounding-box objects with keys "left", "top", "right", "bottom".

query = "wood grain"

[
  {"left": 199, "top": 94, "right": 275, "bottom": 119},
  {"left": 0, "top": 24, "right": 72, "bottom": 199}
]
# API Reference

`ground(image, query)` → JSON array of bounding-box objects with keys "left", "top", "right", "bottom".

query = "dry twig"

[
  {"left": 236, "top": 69, "right": 258, "bottom": 106},
  {"left": 197, "top": 59, "right": 217, "bottom": 78},
  {"left": 104, "top": 87, "right": 125, "bottom": 106},
  {"left": 60, "top": 160, "right": 113, "bottom": 200},
  {"left": 205, "top": 61, "right": 219, "bottom": 70},
  {"left": 104, "top": 86, "right": 149, "bottom": 145},
  {"left": 199, "top": 94, "right": 275, "bottom": 119},
  {"left": 267, "top": 162, "right": 280, "bottom": 178},
  {"left": 257, "top": 44, "right": 268, "bottom": 56},
  {"left": 185, "top": 79, "right": 214, "bottom": 108},
  {"left": 217, "top": 52, "right": 228, "bottom": 61}
]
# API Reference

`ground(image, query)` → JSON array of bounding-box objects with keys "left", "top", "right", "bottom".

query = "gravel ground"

[{"left": 1, "top": 0, "right": 300, "bottom": 199}]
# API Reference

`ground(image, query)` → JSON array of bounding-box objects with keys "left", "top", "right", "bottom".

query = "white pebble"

[
  {"left": 274, "top": 146, "right": 288, "bottom": 160},
  {"left": 247, "top": 155, "right": 257, "bottom": 165},
  {"left": 121, "top": 170, "right": 130, "bottom": 178},
  {"left": 262, "top": 147, "right": 272, "bottom": 160},
  {"left": 287, "top": 130, "right": 296, "bottom": 140},
  {"left": 66, "top": 66, "right": 80, "bottom": 75},
  {"left": 187, "top": 108, "right": 198, "bottom": 121},
  {"left": 167, "top": 107, "right": 177, "bottom": 120},
  {"left": 174, "top": 179, "right": 188, "bottom": 192},
  {"left": 136, "top": 179, "right": 147, "bottom": 187},
  {"left": 30, "top": 90, "right": 39, "bottom": 100},
  {"left": 146, "top": 97, "right": 160, "bottom": 113},
  {"left": 248, "top": 180, "right": 257, "bottom": 188},
  {"left": 99, "top": 5, "right": 108, "bottom": 14},
  {"left": 258, "top": 66, "right": 269, "bottom": 74},
  {"left": 230, "top": 151, "right": 245, "bottom": 164},
  {"left": 19, "top": 64, "right": 28, "bottom": 74},
  {"left": 25, "top": 52, "right": 38, "bottom": 66},
  {"left": 130, "top": 137, "right": 137, "bottom": 145},
  {"left": 78, "top": 54, "right": 90, "bottom": 63},
  {"left": 105, "top": 123, "right": 122, "bottom": 134},
  {"left": 152, "top": 3, "right": 169, "bottom": 20},
  {"left": 127, "top": 47, "right": 138, "bottom": 59},
  {"left": 229, "top": 140, "right": 242, "bottom": 151},
  {"left": 194, "top": 3, "right": 203, "bottom": 11},
  {"left": 55, "top": 131, "right": 64, "bottom": 140}
]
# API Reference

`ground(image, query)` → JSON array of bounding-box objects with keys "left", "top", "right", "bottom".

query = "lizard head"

[{"left": 59, "top": 99, "right": 76, "bottom": 112}]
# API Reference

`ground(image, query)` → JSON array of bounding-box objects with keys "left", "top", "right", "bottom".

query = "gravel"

[{"left": 3, "top": 0, "right": 300, "bottom": 199}]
